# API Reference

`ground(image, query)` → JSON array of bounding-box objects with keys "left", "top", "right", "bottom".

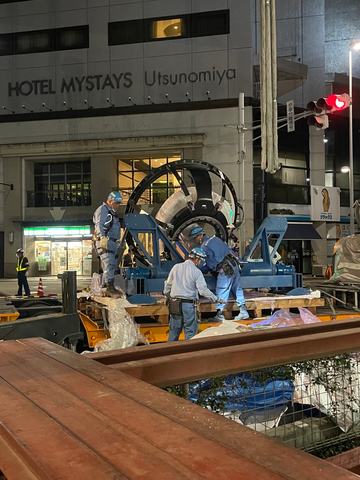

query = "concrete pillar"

[
  {"left": 309, "top": 129, "right": 328, "bottom": 269},
  {"left": 91, "top": 155, "right": 118, "bottom": 276}
]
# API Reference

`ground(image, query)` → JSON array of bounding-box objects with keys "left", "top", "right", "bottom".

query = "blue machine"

[
  {"left": 115, "top": 214, "right": 184, "bottom": 304},
  {"left": 241, "top": 216, "right": 302, "bottom": 289},
  {"left": 116, "top": 214, "right": 302, "bottom": 304}
]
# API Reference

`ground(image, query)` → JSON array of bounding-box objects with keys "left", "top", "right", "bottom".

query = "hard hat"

[
  {"left": 189, "top": 247, "right": 206, "bottom": 260},
  {"left": 16, "top": 248, "right": 24, "bottom": 254},
  {"left": 108, "top": 191, "right": 123, "bottom": 203},
  {"left": 189, "top": 226, "right": 205, "bottom": 239}
]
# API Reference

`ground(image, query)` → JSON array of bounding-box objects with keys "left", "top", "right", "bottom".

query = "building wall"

[
  {"left": 1, "top": 105, "right": 254, "bottom": 276},
  {"left": 0, "top": 0, "right": 254, "bottom": 113},
  {"left": 0, "top": 0, "right": 359, "bottom": 277}
]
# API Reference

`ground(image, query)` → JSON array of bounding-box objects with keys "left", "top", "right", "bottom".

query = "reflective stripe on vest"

[{"left": 16, "top": 257, "right": 27, "bottom": 272}]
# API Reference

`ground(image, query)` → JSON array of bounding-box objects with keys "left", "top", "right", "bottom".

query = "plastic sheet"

[
  {"left": 293, "top": 359, "right": 360, "bottom": 432},
  {"left": 90, "top": 273, "right": 103, "bottom": 296},
  {"left": 330, "top": 235, "right": 360, "bottom": 283},
  {"left": 189, "top": 374, "right": 294, "bottom": 431},
  {"left": 251, "top": 307, "right": 321, "bottom": 328},
  {"left": 94, "top": 298, "right": 149, "bottom": 351}
]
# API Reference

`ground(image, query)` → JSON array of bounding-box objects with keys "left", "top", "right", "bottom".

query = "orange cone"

[{"left": 37, "top": 278, "right": 44, "bottom": 297}]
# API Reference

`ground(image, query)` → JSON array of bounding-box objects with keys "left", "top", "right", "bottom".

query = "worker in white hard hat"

[
  {"left": 93, "top": 191, "right": 122, "bottom": 296},
  {"left": 16, "top": 248, "right": 30, "bottom": 296}
]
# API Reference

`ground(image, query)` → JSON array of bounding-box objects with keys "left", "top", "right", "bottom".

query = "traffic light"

[
  {"left": 306, "top": 98, "right": 330, "bottom": 130},
  {"left": 306, "top": 94, "right": 350, "bottom": 130},
  {"left": 326, "top": 93, "right": 351, "bottom": 111}
]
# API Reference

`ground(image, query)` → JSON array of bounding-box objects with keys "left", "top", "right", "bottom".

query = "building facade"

[{"left": 0, "top": 0, "right": 359, "bottom": 277}]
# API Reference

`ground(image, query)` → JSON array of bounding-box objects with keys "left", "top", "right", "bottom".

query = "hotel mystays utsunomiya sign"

[{"left": 7, "top": 67, "right": 236, "bottom": 97}]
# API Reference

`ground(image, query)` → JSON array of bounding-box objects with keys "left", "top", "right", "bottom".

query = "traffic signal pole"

[{"left": 349, "top": 48, "right": 355, "bottom": 235}]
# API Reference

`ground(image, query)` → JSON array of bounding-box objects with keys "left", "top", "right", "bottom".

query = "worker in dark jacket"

[
  {"left": 189, "top": 226, "right": 249, "bottom": 322},
  {"left": 16, "top": 248, "right": 30, "bottom": 296},
  {"left": 93, "top": 191, "right": 122, "bottom": 296}
]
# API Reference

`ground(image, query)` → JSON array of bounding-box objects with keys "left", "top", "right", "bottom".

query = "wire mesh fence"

[{"left": 165, "top": 353, "right": 360, "bottom": 459}]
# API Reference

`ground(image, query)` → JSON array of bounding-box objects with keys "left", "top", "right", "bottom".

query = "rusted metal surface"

[
  {"left": 18, "top": 337, "right": 359, "bottom": 480},
  {"left": 88, "top": 317, "right": 360, "bottom": 365},
  {"left": 0, "top": 339, "right": 290, "bottom": 480},
  {"left": 108, "top": 327, "right": 360, "bottom": 386},
  {"left": 0, "top": 426, "right": 40, "bottom": 480}
]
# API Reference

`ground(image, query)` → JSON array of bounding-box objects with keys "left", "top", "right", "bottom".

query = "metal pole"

[
  {"left": 58, "top": 270, "right": 77, "bottom": 314},
  {"left": 349, "top": 48, "right": 355, "bottom": 235},
  {"left": 238, "top": 92, "right": 246, "bottom": 256}
]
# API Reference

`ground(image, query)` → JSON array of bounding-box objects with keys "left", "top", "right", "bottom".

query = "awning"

[{"left": 283, "top": 222, "right": 322, "bottom": 240}]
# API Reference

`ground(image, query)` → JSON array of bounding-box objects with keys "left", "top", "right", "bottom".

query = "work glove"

[
  {"left": 100, "top": 236, "right": 108, "bottom": 250},
  {"left": 217, "top": 298, "right": 227, "bottom": 305}
]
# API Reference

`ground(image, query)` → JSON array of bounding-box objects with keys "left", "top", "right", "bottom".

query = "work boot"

[
  {"left": 210, "top": 309, "right": 225, "bottom": 322},
  {"left": 104, "top": 281, "right": 118, "bottom": 296},
  {"left": 234, "top": 305, "right": 249, "bottom": 320}
]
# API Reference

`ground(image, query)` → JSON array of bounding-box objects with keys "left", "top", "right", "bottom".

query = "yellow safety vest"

[{"left": 16, "top": 257, "right": 27, "bottom": 272}]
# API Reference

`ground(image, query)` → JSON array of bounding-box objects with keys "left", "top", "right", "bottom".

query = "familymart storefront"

[{"left": 24, "top": 225, "right": 93, "bottom": 277}]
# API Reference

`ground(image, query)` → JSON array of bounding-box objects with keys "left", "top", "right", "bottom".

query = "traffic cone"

[{"left": 37, "top": 278, "right": 44, "bottom": 297}]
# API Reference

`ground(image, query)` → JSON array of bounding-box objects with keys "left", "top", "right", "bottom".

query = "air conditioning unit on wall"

[{"left": 312, "top": 265, "right": 327, "bottom": 277}]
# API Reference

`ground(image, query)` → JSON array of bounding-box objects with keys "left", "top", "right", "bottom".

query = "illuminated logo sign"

[{"left": 322, "top": 188, "right": 330, "bottom": 212}]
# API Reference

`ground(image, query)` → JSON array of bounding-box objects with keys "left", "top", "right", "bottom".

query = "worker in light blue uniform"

[
  {"left": 189, "top": 226, "right": 249, "bottom": 322},
  {"left": 164, "top": 248, "right": 226, "bottom": 341},
  {"left": 93, "top": 191, "right": 122, "bottom": 296}
]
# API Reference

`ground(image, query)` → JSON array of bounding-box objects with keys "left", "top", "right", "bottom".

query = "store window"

[
  {"left": 117, "top": 152, "right": 182, "bottom": 204},
  {"left": 28, "top": 159, "right": 91, "bottom": 207},
  {"left": 24, "top": 227, "right": 92, "bottom": 276}
]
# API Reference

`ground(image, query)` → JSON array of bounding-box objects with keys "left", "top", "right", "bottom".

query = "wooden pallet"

[
  {"left": 124, "top": 297, "right": 324, "bottom": 322},
  {"left": 81, "top": 295, "right": 325, "bottom": 323}
]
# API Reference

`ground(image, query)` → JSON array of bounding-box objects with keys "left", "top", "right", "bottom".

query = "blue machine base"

[
  {"left": 126, "top": 294, "right": 158, "bottom": 305},
  {"left": 115, "top": 273, "right": 302, "bottom": 304}
]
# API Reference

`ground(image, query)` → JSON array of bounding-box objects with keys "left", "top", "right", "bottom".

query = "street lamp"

[{"left": 349, "top": 41, "right": 360, "bottom": 235}]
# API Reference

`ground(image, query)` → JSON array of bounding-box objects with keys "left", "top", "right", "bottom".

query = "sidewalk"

[{"left": 0, "top": 276, "right": 92, "bottom": 296}]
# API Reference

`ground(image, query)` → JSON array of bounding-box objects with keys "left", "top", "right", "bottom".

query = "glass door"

[
  {"left": 51, "top": 242, "right": 67, "bottom": 275},
  {"left": 82, "top": 240, "right": 92, "bottom": 276},
  {"left": 67, "top": 241, "right": 83, "bottom": 274}
]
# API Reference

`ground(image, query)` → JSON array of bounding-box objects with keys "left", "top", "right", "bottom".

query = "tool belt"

[
  {"left": 216, "top": 254, "right": 239, "bottom": 278},
  {"left": 168, "top": 298, "right": 196, "bottom": 315},
  {"left": 93, "top": 233, "right": 119, "bottom": 243},
  {"left": 107, "top": 237, "right": 119, "bottom": 243}
]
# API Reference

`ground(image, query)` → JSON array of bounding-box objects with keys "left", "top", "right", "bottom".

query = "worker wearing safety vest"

[{"left": 16, "top": 248, "right": 30, "bottom": 296}]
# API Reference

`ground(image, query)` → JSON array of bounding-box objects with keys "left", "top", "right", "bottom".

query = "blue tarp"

[{"left": 188, "top": 373, "right": 294, "bottom": 416}]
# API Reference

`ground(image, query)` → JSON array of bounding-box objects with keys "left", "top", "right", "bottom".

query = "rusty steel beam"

[
  {"left": 20, "top": 338, "right": 360, "bottom": 480},
  {"left": 87, "top": 317, "right": 360, "bottom": 366},
  {"left": 109, "top": 327, "right": 360, "bottom": 386},
  {"left": 0, "top": 425, "right": 41, "bottom": 480},
  {"left": 0, "top": 339, "right": 287, "bottom": 480}
]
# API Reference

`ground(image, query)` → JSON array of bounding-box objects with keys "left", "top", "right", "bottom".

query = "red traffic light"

[{"left": 326, "top": 93, "right": 351, "bottom": 111}]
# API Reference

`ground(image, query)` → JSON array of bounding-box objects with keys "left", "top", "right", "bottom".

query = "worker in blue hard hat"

[
  {"left": 93, "top": 191, "right": 122, "bottom": 296},
  {"left": 164, "top": 247, "right": 227, "bottom": 341},
  {"left": 190, "top": 225, "right": 249, "bottom": 322}
]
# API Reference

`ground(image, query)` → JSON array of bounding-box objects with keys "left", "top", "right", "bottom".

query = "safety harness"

[
  {"left": 93, "top": 205, "right": 119, "bottom": 255},
  {"left": 16, "top": 257, "right": 28, "bottom": 272}
]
